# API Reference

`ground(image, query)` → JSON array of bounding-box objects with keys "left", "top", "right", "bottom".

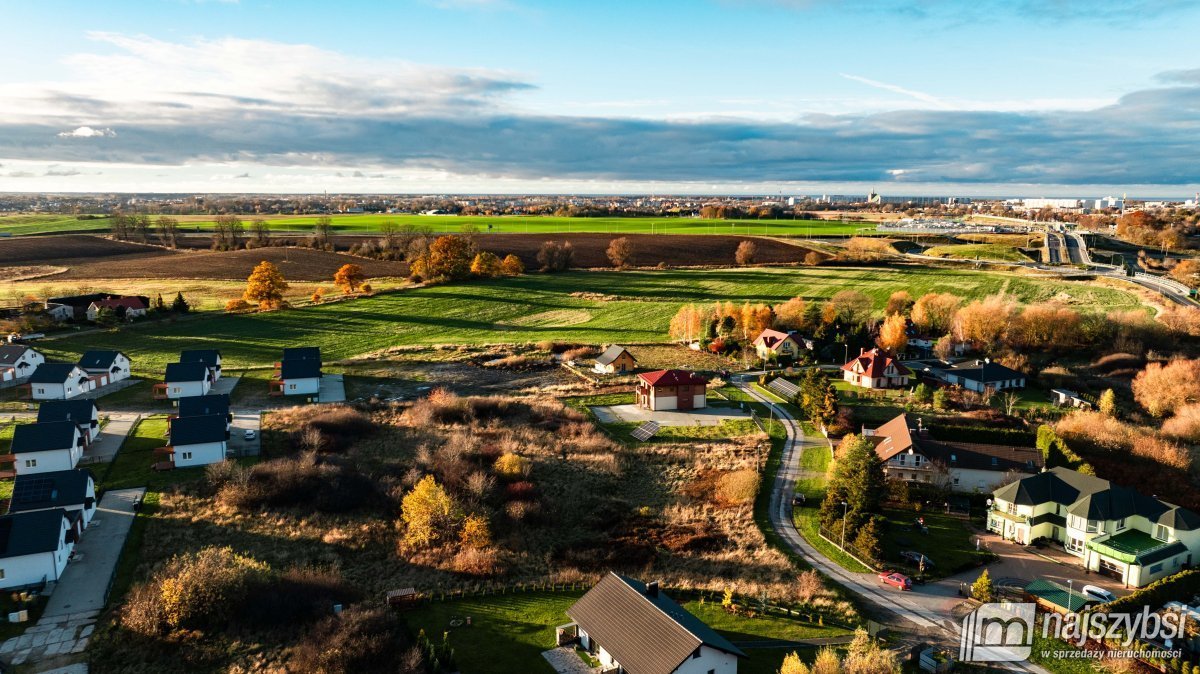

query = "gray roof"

[
  {"left": 169, "top": 414, "right": 227, "bottom": 446},
  {"left": 995, "top": 467, "right": 1200, "bottom": 531},
  {"left": 566, "top": 573, "right": 745, "bottom": 674},
  {"left": 282, "top": 347, "right": 321, "bottom": 362},
  {"left": 77, "top": 350, "right": 126, "bottom": 371},
  {"left": 11, "top": 422, "right": 79, "bottom": 454},
  {"left": 179, "top": 349, "right": 221, "bottom": 366},
  {"left": 10, "top": 470, "right": 94, "bottom": 513},
  {"left": 164, "top": 362, "right": 209, "bottom": 383},
  {"left": 0, "top": 509, "right": 69, "bottom": 559},
  {"left": 29, "top": 363, "right": 86, "bottom": 385},
  {"left": 177, "top": 394, "right": 231, "bottom": 419},
  {"left": 1138, "top": 541, "right": 1189, "bottom": 566},
  {"left": 937, "top": 360, "right": 1025, "bottom": 384},
  {"left": 595, "top": 345, "right": 635, "bottom": 366},
  {"left": 0, "top": 345, "right": 35, "bottom": 366},
  {"left": 280, "top": 359, "right": 321, "bottom": 379},
  {"left": 37, "top": 400, "right": 98, "bottom": 426}
]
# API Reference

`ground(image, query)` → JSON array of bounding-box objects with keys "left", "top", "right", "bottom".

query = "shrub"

[
  {"left": 716, "top": 469, "right": 759, "bottom": 505},
  {"left": 224, "top": 298, "right": 252, "bottom": 313},
  {"left": 458, "top": 513, "right": 492, "bottom": 549},
  {"left": 494, "top": 453, "right": 532, "bottom": 479},
  {"left": 504, "top": 480, "right": 538, "bottom": 501},
  {"left": 219, "top": 453, "right": 376, "bottom": 513},
  {"left": 401, "top": 475, "right": 462, "bottom": 548},
  {"left": 971, "top": 569, "right": 994, "bottom": 602},
  {"left": 406, "top": 388, "right": 473, "bottom": 426},
  {"left": 451, "top": 547, "right": 501, "bottom": 576},
  {"left": 1163, "top": 403, "right": 1200, "bottom": 442},
  {"left": 735, "top": 240, "right": 757, "bottom": 265},
  {"left": 500, "top": 253, "right": 524, "bottom": 275},
  {"left": 123, "top": 546, "right": 271, "bottom": 635},
  {"left": 290, "top": 606, "right": 423, "bottom": 674},
  {"left": 561, "top": 345, "right": 600, "bottom": 361}
]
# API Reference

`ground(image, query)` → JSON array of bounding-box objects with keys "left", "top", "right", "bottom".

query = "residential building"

[
  {"left": 841, "top": 348, "right": 910, "bottom": 389},
  {"left": 565, "top": 573, "right": 745, "bottom": 674},
  {"left": 271, "top": 359, "right": 322, "bottom": 397},
  {"left": 158, "top": 414, "right": 229, "bottom": 469},
  {"left": 988, "top": 468, "right": 1200, "bottom": 587},
  {"left": 593, "top": 345, "right": 637, "bottom": 374},
  {"left": 24, "top": 363, "right": 92, "bottom": 400},
  {"left": 43, "top": 303, "right": 73, "bottom": 322},
  {"left": 47, "top": 293, "right": 149, "bottom": 321},
  {"left": 9, "top": 421, "right": 84, "bottom": 476},
  {"left": 863, "top": 413, "right": 1042, "bottom": 492},
  {"left": 908, "top": 358, "right": 1026, "bottom": 393},
  {"left": 0, "top": 345, "right": 45, "bottom": 383},
  {"left": 176, "top": 394, "right": 233, "bottom": 431},
  {"left": 179, "top": 349, "right": 223, "bottom": 381},
  {"left": 85, "top": 297, "right": 147, "bottom": 322},
  {"left": 9, "top": 469, "right": 97, "bottom": 528},
  {"left": 635, "top": 370, "right": 708, "bottom": 411},
  {"left": 1050, "top": 389, "right": 1093, "bottom": 410},
  {"left": 37, "top": 400, "right": 100, "bottom": 445},
  {"left": 752, "top": 329, "right": 806, "bottom": 362},
  {"left": 0, "top": 509, "right": 76, "bottom": 590},
  {"left": 77, "top": 350, "right": 132, "bottom": 386},
  {"left": 281, "top": 347, "right": 321, "bottom": 363},
  {"left": 156, "top": 362, "right": 212, "bottom": 399}
]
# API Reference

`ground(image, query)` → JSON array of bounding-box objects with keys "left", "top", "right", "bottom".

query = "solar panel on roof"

[
  {"left": 767, "top": 377, "right": 800, "bottom": 399},
  {"left": 630, "top": 421, "right": 661, "bottom": 442},
  {"left": 13, "top": 478, "right": 57, "bottom": 504}
]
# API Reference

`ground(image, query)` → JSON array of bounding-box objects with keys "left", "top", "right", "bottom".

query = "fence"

[{"left": 817, "top": 525, "right": 880, "bottom": 572}]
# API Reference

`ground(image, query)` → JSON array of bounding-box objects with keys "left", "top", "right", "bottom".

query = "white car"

[
  {"left": 243, "top": 429, "right": 257, "bottom": 441},
  {"left": 1081, "top": 585, "right": 1116, "bottom": 603}
]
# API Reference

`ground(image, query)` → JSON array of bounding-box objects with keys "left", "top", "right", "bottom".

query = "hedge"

[{"left": 1100, "top": 569, "right": 1200, "bottom": 615}]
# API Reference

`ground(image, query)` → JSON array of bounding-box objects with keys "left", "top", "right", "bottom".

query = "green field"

[
  {"left": 0, "top": 213, "right": 870, "bottom": 237},
  {"left": 923, "top": 243, "right": 1032, "bottom": 262},
  {"left": 36, "top": 266, "right": 1145, "bottom": 376}
]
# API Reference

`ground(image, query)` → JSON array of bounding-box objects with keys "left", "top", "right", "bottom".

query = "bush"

[
  {"left": 224, "top": 298, "right": 252, "bottom": 313},
  {"left": 561, "top": 345, "right": 600, "bottom": 361},
  {"left": 451, "top": 547, "right": 501, "bottom": 576},
  {"left": 290, "top": 606, "right": 424, "bottom": 674},
  {"left": 716, "top": 469, "right": 759, "bottom": 505},
  {"left": 219, "top": 453, "right": 376, "bottom": 513},
  {"left": 494, "top": 453, "right": 531, "bottom": 479},
  {"left": 123, "top": 546, "right": 271, "bottom": 635},
  {"left": 504, "top": 480, "right": 538, "bottom": 501},
  {"left": 1101, "top": 569, "right": 1200, "bottom": 615},
  {"left": 406, "top": 388, "right": 473, "bottom": 426}
]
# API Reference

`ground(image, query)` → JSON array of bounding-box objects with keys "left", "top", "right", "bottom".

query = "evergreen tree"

[
  {"left": 1098, "top": 389, "right": 1117, "bottom": 417},
  {"left": 971, "top": 569, "right": 995, "bottom": 603},
  {"left": 820, "top": 435, "right": 886, "bottom": 532},
  {"left": 853, "top": 516, "right": 882, "bottom": 563},
  {"left": 171, "top": 292, "right": 190, "bottom": 313}
]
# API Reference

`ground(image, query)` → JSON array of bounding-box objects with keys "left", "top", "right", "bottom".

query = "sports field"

[
  {"left": 0, "top": 213, "right": 871, "bottom": 237},
  {"left": 39, "top": 266, "right": 1145, "bottom": 375}
]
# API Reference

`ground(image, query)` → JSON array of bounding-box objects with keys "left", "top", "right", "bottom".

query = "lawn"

[
  {"left": 878, "top": 508, "right": 992, "bottom": 579},
  {"left": 37, "top": 266, "right": 1146, "bottom": 376},
  {"left": 98, "top": 416, "right": 252, "bottom": 491},
  {"left": 401, "top": 590, "right": 850, "bottom": 674},
  {"left": 923, "top": 243, "right": 1033, "bottom": 262}
]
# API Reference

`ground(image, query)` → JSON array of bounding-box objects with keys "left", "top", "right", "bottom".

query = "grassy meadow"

[
  {"left": 923, "top": 243, "right": 1033, "bottom": 262},
  {"left": 37, "top": 266, "right": 1146, "bottom": 376},
  {"left": 0, "top": 214, "right": 111, "bottom": 236}
]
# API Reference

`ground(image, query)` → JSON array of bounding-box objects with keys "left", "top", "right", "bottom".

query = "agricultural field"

[
  {"left": 0, "top": 214, "right": 111, "bottom": 236},
  {"left": 37, "top": 265, "right": 1148, "bottom": 376},
  {"left": 922, "top": 243, "right": 1033, "bottom": 262}
]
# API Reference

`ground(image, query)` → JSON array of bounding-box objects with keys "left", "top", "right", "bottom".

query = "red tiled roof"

[
  {"left": 841, "top": 348, "right": 910, "bottom": 378},
  {"left": 637, "top": 369, "right": 709, "bottom": 386},
  {"left": 92, "top": 297, "right": 146, "bottom": 311},
  {"left": 753, "top": 328, "right": 798, "bottom": 350}
]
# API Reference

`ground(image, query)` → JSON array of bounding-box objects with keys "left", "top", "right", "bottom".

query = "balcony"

[
  {"left": 989, "top": 505, "right": 1029, "bottom": 524},
  {"left": 152, "top": 383, "right": 170, "bottom": 400},
  {"left": 1087, "top": 530, "right": 1185, "bottom": 566}
]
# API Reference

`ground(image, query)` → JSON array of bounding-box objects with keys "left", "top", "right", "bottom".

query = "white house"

[
  {"left": 43, "top": 303, "right": 73, "bottom": 323},
  {"left": 77, "top": 350, "right": 132, "bottom": 386},
  {"left": 565, "top": 573, "right": 745, "bottom": 674},
  {"left": 0, "top": 509, "right": 76, "bottom": 590},
  {"left": 85, "top": 297, "right": 147, "bottom": 322},
  {"left": 10, "top": 421, "right": 84, "bottom": 475},
  {"left": 156, "top": 362, "right": 212, "bottom": 400},
  {"left": 37, "top": 400, "right": 100, "bottom": 445},
  {"left": 271, "top": 359, "right": 322, "bottom": 397},
  {"left": 908, "top": 358, "right": 1026, "bottom": 394},
  {"left": 180, "top": 349, "right": 223, "bottom": 381},
  {"left": 842, "top": 348, "right": 910, "bottom": 389},
  {"left": 752, "top": 329, "right": 807, "bottom": 362},
  {"left": 160, "top": 414, "right": 228, "bottom": 468},
  {"left": 1051, "top": 389, "right": 1094, "bottom": 410},
  {"left": 0, "top": 345, "right": 45, "bottom": 383},
  {"left": 9, "top": 469, "right": 97, "bottom": 528},
  {"left": 25, "top": 363, "right": 92, "bottom": 400}
]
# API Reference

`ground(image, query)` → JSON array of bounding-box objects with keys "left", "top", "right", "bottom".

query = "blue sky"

[{"left": 0, "top": 0, "right": 1198, "bottom": 195}]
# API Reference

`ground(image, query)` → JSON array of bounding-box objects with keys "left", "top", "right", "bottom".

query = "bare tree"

[{"left": 155, "top": 216, "right": 180, "bottom": 248}]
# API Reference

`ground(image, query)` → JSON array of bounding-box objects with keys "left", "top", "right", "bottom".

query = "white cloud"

[{"left": 57, "top": 126, "right": 116, "bottom": 138}]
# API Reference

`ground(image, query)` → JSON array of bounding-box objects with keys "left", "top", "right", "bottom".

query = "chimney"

[{"left": 646, "top": 581, "right": 660, "bottom": 597}]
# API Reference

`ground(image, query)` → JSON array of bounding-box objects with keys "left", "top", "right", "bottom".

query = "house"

[
  {"left": 841, "top": 348, "right": 910, "bottom": 389},
  {"left": 85, "top": 297, "right": 147, "bottom": 322},
  {"left": 752, "top": 329, "right": 806, "bottom": 362},
  {"left": 564, "top": 573, "right": 745, "bottom": 674},
  {"left": 43, "top": 303, "right": 73, "bottom": 323},
  {"left": 908, "top": 358, "right": 1026, "bottom": 393},
  {"left": 47, "top": 293, "right": 149, "bottom": 321},
  {"left": 24, "top": 363, "right": 92, "bottom": 400},
  {"left": 155, "top": 362, "right": 212, "bottom": 399},
  {"left": 593, "top": 345, "right": 637, "bottom": 374},
  {"left": 0, "top": 509, "right": 76, "bottom": 590},
  {"left": 77, "top": 350, "right": 132, "bottom": 386},
  {"left": 9, "top": 421, "right": 84, "bottom": 476},
  {"left": 281, "top": 346, "right": 321, "bottom": 364},
  {"left": 9, "top": 469, "right": 97, "bottom": 528},
  {"left": 1051, "top": 389, "right": 1094, "bottom": 410},
  {"left": 176, "top": 394, "right": 232, "bottom": 431},
  {"left": 0, "top": 345, "right": 45, "bottom": 383},
  {"left": 180, "top": 349, "right": 223, "bottom": 381},
  {"left": 635, "top": 370, "right": 708, "bottom": 411},
  {"left": 157, "top": 414, "right": 229, "bottom": 469},
  {"left": 270, "top": 359, "right": 322, "bottom": 397},
  {"left": 988, "top": 467, "right": 1200, "bottom": 587},
  {"left": 37, "top": 400, "right": 100, "bottom": 445},
  {"left": 863, "top": 413, "right": 1043, "bottom": 492}
]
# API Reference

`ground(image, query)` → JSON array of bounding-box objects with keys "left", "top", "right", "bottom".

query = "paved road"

[
  {"left": 1061, "top": 233, "right": 1084, "bottom": 265},
  {"left": 228, "top": 411, "right": 261, "bottom": 457}
]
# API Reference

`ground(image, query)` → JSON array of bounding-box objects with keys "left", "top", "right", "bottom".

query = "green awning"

[
  {"left": 1025, "top": 579, "right": 1091, "bottom": 612},
  {"left": 1087, "top": 530, "right": 1172, "bottom": 565}
]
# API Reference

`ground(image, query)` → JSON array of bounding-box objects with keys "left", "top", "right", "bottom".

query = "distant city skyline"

[{"left": 1, "top": 0, "right": 1199, "bottom": 195}]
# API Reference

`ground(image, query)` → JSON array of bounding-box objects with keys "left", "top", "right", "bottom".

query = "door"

[
  {"left": 1098, "top": 558, "right": 1124, "bottom": 582},
  {"left": 678, "top": 387, "right": 694, "bottom": 410}
]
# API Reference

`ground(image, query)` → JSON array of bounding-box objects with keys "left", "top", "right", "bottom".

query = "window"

[
  {"left": 1115, "top": 518, "right": 1126, "bottom": 531},
  {"left": 24, "top": 459, "right": 36, "bottom": 468},
  {"left": 1006, "top": 502, "right": 1017, "bottom": 515},
  {"left": 181, "top": 452, "right": 193, "bottom": 461},
  {"left": 1150, "top": 563, "right": 1164, "bottom": 574},
  {"left": 1156, "top": 525, "right": 1170, "bottom": 542},
  {"left": 913, "top": 455, "right": 924, "bottom": 467},
  {"left": 36, "top": 388, "right": 45, "bottom": 395},
  {"left": 953, "top": 477, "right": 961, "bottom": 486},
  {"left": 0, "top": 569, "right": 5, "bottom": 579},
  {"left": 692, "top": 647, "right": 702, "bottom": 659},
  {"left": 991, "top": 457, "right": 999, "bottom": 467},
  {"left": 1086, "top": 520, "right": 1099, "bottom": 534},
  {"left": 1067, "top": 537, "right": 1085, "bottom": 553}
]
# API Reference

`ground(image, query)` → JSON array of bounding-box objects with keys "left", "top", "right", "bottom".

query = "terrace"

[{"left": 1087, "top": 530, "right": 1184, "bottom": 566}]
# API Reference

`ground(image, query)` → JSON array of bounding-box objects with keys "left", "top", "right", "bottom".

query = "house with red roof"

[
  {"left": 752, "top": 328, "right": 806, "bottom": 362},
  {"left": 841, "top": 347, "right": 910, "bottom": 389},
  {"left": 635, "top": 369, "right": 708, "bottom": 411},
  {"left": 85, "top": 297, "right": 147, "bottom": 322}
]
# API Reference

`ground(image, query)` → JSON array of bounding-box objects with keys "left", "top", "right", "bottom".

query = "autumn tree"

[
  {"left": 1170, "top": 259, "right": 1200, "bottom": 288},
  {"left": 954, "top": 294, "right": 1017, "bottom": 348},
  {"left": 332, "top": 263, "right": 366, "bottom": 293},
  {"left": 669, "top": 304, "right": 708, "bottom": 343},
  {"left": 884, "top": 290, "right": 914, "bottom": 316},
  {"left": 803, "top": 251, "right": 823, "bottom": 266},
  {"left": 971, "top": 569, "right": 995, "bottom": 602},
  {"left": 401, "top": 475, "right": 460, "bottom": 548},
  {"left": 458, "top": 513, "right": 492, "bottom": 550},
  {"left": 1132, "top": 358, "right": 1200, "bottom": 417},
  {"left": 414, "top": 235, "right": 474, "bottom": 282},
  {"left": 470, "top": 251, "right": 502, "bottom": 277},
  {"left": 606, "top": 237, "right": 634, "bottom": 269},
  {"left": 1098, "top": 389, "right": 1117, "bottom": 417},
  {"left": 774, "top": 297, "right": 808, "bottom": 332},
  {"left": 911, "top": 292, "right": 961, "bottom": 335},
  {"left": 499, "top": 254, "right": 525, "bottom": 275},
  {"left": 1009, "top": 302, "right": 1081, "bottom": 351},
  {"left": 537, "top": 241, "right": 574, "bottom": 272},
  {"left": 244, "top": 260, "right": 289, "bottom": 310},
  {"left": 876, "top": 313, "right": 908, "bottom": 353},
  {"left": 739, "top": 302, "right": 774, "bottom": 341},
  {"left": 827, "top": 290, "right": 873, "bottom": 327},
  {"left": 735, "top": 240, "right": 757, "bottom": 265}
]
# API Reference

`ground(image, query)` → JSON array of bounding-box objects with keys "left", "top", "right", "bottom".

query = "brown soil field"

[
  {"left": 51, "top": 246, "right": 409, "bottom": 281},
  {"left": 0, "top": 234, "right": 165, "bottom": 265}
]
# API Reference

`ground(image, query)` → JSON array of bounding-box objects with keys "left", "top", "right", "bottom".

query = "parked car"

[
  {"left": 1081, "top": 585, "right": 1116, "bottom": 603},
  {"left": 879, "top": 571, "right": 912, "bottom": 591},
  {"left": 900, "top": 551, "right": 935, "bottom": 568},
  {"left": 243, "top": 429, "right": 257, "bottom": 441}
]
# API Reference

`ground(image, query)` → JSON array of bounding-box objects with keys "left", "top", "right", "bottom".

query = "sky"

[{"left": 1, "top": 0, "right": 1199, "bottom": 196}]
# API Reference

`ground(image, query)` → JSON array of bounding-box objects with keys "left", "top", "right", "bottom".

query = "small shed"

[
  {"left": 594, "top": 345, "right": 637, "bottom": 374},
  {"left": 386, "top": 587, "right": 420, "bottom": 610},
  {"left": 1024, "top": 579, "right": 1092, "bottom": 614}
]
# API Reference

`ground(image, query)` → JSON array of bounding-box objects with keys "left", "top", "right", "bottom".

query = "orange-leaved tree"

[
  {"left": 333, "top": 263, "right": 366, "bottom": 294},
  {"left": 244, "top": 260, "right": 289, "bottom": 310}
]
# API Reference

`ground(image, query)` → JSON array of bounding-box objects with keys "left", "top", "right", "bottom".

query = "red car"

[{"left": 879, "top": 571, "right": 912, "bottom": 591}]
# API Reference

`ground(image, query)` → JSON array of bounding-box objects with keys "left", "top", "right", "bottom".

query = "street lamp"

[
  {"left": 1067, "top": 580, "right": 1074, "bottom": 611},
  {"left": 840, "top": 501, "right": 850, "bottom": 550}
]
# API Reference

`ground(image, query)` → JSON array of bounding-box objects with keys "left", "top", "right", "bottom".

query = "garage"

[{"left": 1098, "top": 558, "right": 1125, "bottom": 582}]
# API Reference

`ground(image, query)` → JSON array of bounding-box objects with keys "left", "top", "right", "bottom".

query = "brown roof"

[
  {"left": 753, "top": 328, "right": 799, "bottom": 351},
  {"left": 91, "top": 297, "right": 146, "bottom": 311},
  {"left": 637, "top": 369, "right": 709, "bottom": 387},
  {"left": 842, "top": 348, "right": 910, "bottom": 378},
  {"left": 566, "top": 573, "right": 744, "bottom": 674},
  {"left": 868, "top": 413, "right": 1042, "bottom": 473}
]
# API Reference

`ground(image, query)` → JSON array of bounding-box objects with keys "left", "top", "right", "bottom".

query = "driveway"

[
  {"left": 318, "top": 374, "right": 346, "bottom": 403},
  {"left": 209, "top": 374, "right": 241, "bottom": 396},
  {"left": 227, "top": 412, "right": 261, "bottom": 457},
  {"left": 590, "top": 403, "right": 750, "bottom": 426},
  {"left": 41, "top": 488, "right": 146, "bottom": 619},
  {"left": 77, "top": 378, "right": 140, "bottom": 401},
  {"left": 81, "top": 412, "right": 138, "bottom": 463}
]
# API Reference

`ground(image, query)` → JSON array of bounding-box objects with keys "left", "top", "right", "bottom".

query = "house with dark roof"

[
  {"left": 24, "top": 363, "right": 92, "bottom": 400},
  {"left": 0, "top": 344, "right": 45, "bottom": 383},
  {"left": 988, "top": 467, "right": 1200, "bottom": 587},
  {"left": 752, "top": 329, "right": 808, "bottom": 362},
  {"left": 0, "top": 509, "right": 75, "bottom": 589},
  {"left": 863, "top": 413, "right": 1042, "bottom": 493},
  {"left": 565, "top": 573, "right": 745, "bottom": 674},
  {"left": 9, "top": 469, "right": 97, "bottom": 528},
  {"left": 154, "top": 362, "right": 212, "bottom": 400},
  {"left": 77, "top": 350, "right": 132, "bottom": 385},
  {"left": 176, "top": 394, "right": 232, "bottom": 431},
  {"left": 281, "top": 346, "right": 321, "bottom": 364},
  {"left": 180, "top": 349, "right": 223, "bottom": 381},
  {"left": 593, "top": 345, "right": 637, "bottom": 374},
  {"left": 271, "top": 353, "right": 322, "bottom": 397},
  {"left": 907, "top": 358, "right": 1026, "bottom": 393},
  {"left": 85, "top": 297, "right": 147, "bottom": 322},
  {"left": 842, "top": 348, "right": 910, "bottom": 389},
  {"left": 635, "top": 370, "right": 708, "bottom": 411},
  {"left": 47, "top": 293, "right": 150, "bottom": 321},
  {"left": 37, "top": 400, "right": 100, "bottom": 445},
  {"left": 158, "top": 414, "right": 228, "bottom": 469},
  {"left": 10, "top": 421, "right": 84, "bottom": 476}
]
